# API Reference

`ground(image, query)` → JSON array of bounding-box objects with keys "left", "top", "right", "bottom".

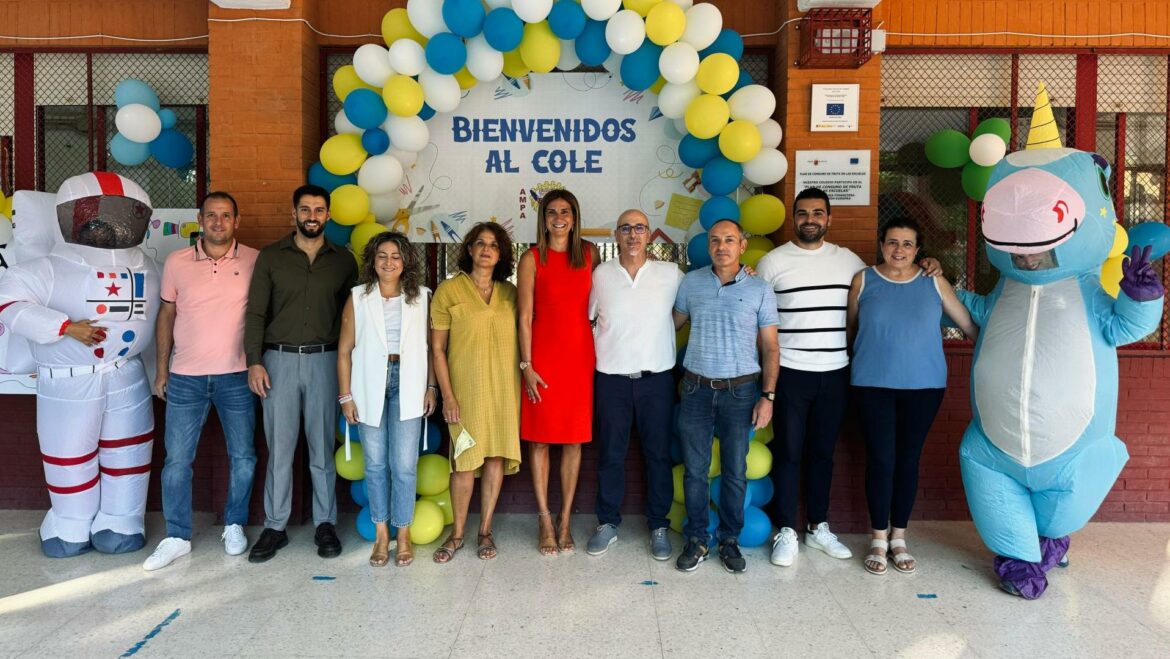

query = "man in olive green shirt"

[{"left": 244, "top": 183, "right": 357, "bottom": 563}]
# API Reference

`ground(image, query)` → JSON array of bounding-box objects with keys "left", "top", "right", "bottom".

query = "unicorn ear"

[{"left": 1026, "top": 81, "right": 1063, "bottom": 150}]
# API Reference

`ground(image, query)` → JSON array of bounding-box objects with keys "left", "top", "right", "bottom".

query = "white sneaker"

[
  {"left": 222, "top": 524, "right": 248, "bottom": 556},
  {"left": 143, "top": 537, "right": 191, "bottom": 571},
  {"left": 805, "top": 522, "right": 853, "bottom": 559},
  {"left": 770, "top": 527, "right": 799, "bottom": 567}
]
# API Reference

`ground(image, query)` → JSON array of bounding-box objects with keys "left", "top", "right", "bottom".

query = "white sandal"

[
  {"left": 864, "top": 538, "right": 888, "bottom": 575},
  {"left": 888, "top": 538, "right": 916, "bottom": 574}
]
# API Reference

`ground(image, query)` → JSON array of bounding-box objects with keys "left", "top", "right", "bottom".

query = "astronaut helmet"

[{"left": 55, "top": 172, "right": 153, "bottom": 249}]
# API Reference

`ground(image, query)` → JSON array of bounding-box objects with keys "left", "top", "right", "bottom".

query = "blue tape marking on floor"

[
  {"left": 917, "top": 593, "right": 938, "bottom": 599},
  {"left": 640, "top": 580, "right": 658, "bottom": 586},
  {"left": 312, "top": 575, "right": 336, "bottom": 581},
  {"left": 120, "top": 608, "right": 181, "bottom": 657}
]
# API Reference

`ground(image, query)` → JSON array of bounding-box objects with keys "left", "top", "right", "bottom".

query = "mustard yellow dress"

[{"left": 431, "top": 273, "right": 522, "bottom": 475}]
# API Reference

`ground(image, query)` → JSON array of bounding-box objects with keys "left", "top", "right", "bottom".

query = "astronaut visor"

[
  {"left": 1010, "top": 249, "right": 1059, "bottom": 271},
  {"left": 57, "top": 195, "right": 151, "bottom": 249}
]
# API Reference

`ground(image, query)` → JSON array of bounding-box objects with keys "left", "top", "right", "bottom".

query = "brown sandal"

[
  {"left": 556, "top": 514, "right": 575, "bottom": 553},
  {"left": 395, "top": 541, "right": 414, "bottom": 567},
  {"left": 369, "top": 541, "right": 390, "bottom": 567},
  {"left": 477, "top": 532, "right": 497, "bottom": 560},
  {"left": 537, "top": 511, "right": 558, "bottom": 556},
  {"left": 432, "top": 535, "right": 464, "bottom": 564}
]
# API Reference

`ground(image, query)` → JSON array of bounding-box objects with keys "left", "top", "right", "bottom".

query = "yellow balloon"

[
  {"left": 675, "top": 322, "right": 690, "bottom": 349},
  {"left": 684, "top": 94, "right": 730, "bottom": 140},
  {"left": 502, "top": 48, "right": 531, "bottom": 78},
  {"left": 752, "top": 423, "right": 774, "bottom": 444},
  {"left": 739, "top": 194, "right": 786, "bottom": 235},
  {"left": 1109, "top": 222, "right": 1129, "bottom": 258},
  {"left": 649, "top": 76, "right": 667, "bottom": 94},
  {"left": 696, "top": 53, "right": 739, "bottom": 95},
  {"left": 709, "top": 438, "right": 721, "bottom": 478},
  {"left": 454, "top": 66, "right": 478, "bottom": 90},
  {"left": 383, "top": 74, "right": 424, "bottom": 117},
  {"left": 745, "top": 441, "right": 772, "bottom": 479},
  {"left": 351, "top": 221, "right": 388, "bottom": 257},
  {"left": 422, "top": 490, "right": 454, "bottom": 525},
  {"left": 1101, "top": 254, "right": 1124, "bottom": 298},
  {"left": 332, "top": 64, "right": 378, "bottom": 102},
  {"left": 672, "top": 464, "right": 685, "bottom": 503},
  {"left": 719, "top": 119, "right": 763, "bottom": 163},
  {"left": 416, "top": 453, "right": 451, "bottom": 496},
  {"left": 360, "top": 212, "right": 377, "bottom": 224},
  {"left": 334, "top": 443, "right": 365, "bottom": 481},
  {"left": 743, "top": 249, "right": 768, "bottom": 269},
  {"left": 319, "top": 133, "right": 367, "bottom": 176},
  {"left": 624, "top": 0, "right": 662, "bottom": 18},
  {"left": 645, "top": 2, "right": 686, "bottom": 45},
  {"left": 519, "top": 21, "right": 560, "bottom": 74},
  {"left": 330, "top": 184, "right": 371, "bottom": 226},
  {"left": 0, "top": 193, "right": 11, "bottom": 218},
  {"left": 667, "top": 500, "right": 686, "bottom": 533},
  {"left": 746, "top": 235, "right": 775, "bottom": 253},
  {"left": 381, "top": 7, "right": 426, "bottom": 47},
  {"left": 409, "top": 499, "right": 445, "bottom": 544}
]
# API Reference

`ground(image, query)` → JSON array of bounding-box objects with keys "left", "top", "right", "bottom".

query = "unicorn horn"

[{"left": 1026, "top": 81, "right": 1062, "bottom": 150}]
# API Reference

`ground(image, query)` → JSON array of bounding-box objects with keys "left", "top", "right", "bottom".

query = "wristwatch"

[
  {"left": 761, "top": 391, "right": 775, "bottom": 401},
  {"left": 519, "top": 361, "right": 530, "bottom": 371}
]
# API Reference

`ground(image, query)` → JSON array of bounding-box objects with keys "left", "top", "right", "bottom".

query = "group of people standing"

[{"left": 142, "top": 182, "right": 977, "bottom": 578}]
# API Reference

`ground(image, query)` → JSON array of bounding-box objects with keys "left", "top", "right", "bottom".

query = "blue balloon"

[
  {"left": 114, "top": 79, "right": 160, "bottom": 111},
  {"left": 725, "top": 69, "right": 754, "bottom": 99},
  {"left": 739, "top": 506, "right": 773, "bottom": 547},
  {"left": 483, "top": 8, "right": 524, "bottom": 52},
  {"left": 361, "top": 128, "right": 390, "bottom": 155},
  {"left": 308, "top": 161, "right": 357, "bottom": 192},
  {"left": 443, "top": 0, "right": 485, "bottom": 38},
  {"left": 747, "top": 477, "right": 774, "bottom": 508},
  {"left": 711, "top": 475, "right": 752, "bottom": 512},
  {"left": 324, "top": 220, "right": 355, "bottom": 247},
  {"left": 149, "top": 129, "right": 194, "bottom": 169},
  {"left": 679, "top": 134, "right": 720, "bottom": 169},
  {"left": 548, "top": 0, "right": 587, "bottom": 40},
  {"left": 356, "top": 506, "right": 377, "bottom": 541},
  {"left": 419, "top": 418, "right": 442, "bottom": 455},
  {"left": 687, "top": 232, "right": 712, "bottom": 268},
  {"left": 418, "top": 102, "right": 436, "bottom": 121},
  {"left": 109, "top": 133, "right": 151, "bottom": 166},
  {"left": 620, "top": 40, "right": 663, "bottom": 92},
  {"left": 351, "top": 479, "right": 370, "bottom": 508},
  {"left": 426, "top": 32, "right": 468, "bottom": 75},
  {"left": 575, "top": 19, "right": 611, "bottom": 67},
  {"left": 337, "top": 412, "right": 361, "bottom": 442},
  {"left": 700, "top": 29, "right": 745, "bottom": 60},
  {"left": 157, "top": 108, "right": 178, "bottom": 130},
  {"left": 1127, "top": 221, "right": 1170, "bottom": 260},
  {"left": 699, "top": 196, "right": 740, "bottom": 230},
  {"left": 344, "top": 88, "right": 387, "bottom": 130},
  {"left": 702, "top": 157, "right": 743, "bottom": 197}
]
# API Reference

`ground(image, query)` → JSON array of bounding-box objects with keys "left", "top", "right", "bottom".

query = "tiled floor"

[{"left": 1, "top": 511, "right": 1168, "bottom": 658}]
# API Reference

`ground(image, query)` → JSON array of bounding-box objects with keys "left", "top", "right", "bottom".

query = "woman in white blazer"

[{"left": 338, "top": 231, "right": 437, "bottom": 567}]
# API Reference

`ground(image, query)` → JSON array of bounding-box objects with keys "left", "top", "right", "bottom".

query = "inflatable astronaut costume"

[{"left": 0, "top": 172, "right": 159, "bottom": 557}]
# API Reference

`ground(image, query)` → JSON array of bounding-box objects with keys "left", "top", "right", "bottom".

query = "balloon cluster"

[
  {"left": 110, "top": 79, "right": 194, "bottom": 169},
  {"left": 334, "top": 414, "right": 453, "bottom": 545},
  {"left": 924, "top": 118, "right": 1010, "bottom": 202}
]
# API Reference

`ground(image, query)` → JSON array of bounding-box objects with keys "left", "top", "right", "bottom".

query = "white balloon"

[
  {"left": 386, "top": 115, "right": 431, "bottom": 152},
  {"left": 388, "top": 148, "right": 419, "bottom": 168},
  {"left": 658, "top": 42, "right": 700, "bottom": 84},
  {"left": 406, "top": 0, "right": 447, "bottom": 39},
  {"left": 0, "top": 217, "right": 12, "bottom": 245},
  {"left": 605, "top": 9, "right": 646, "bottom": 55},
  {"left": 969, "top": 133, "right": 1007, "bottom": 167},
  {"left": 512, "top": 0, "right": 552, "bottom": 23},
  {"left": 419, "top": 68, "right": 462, "bottom": 113},
  {"left": 757, "top": 118, "right": 782, "bottom": 149},
  {"left": 728, "top": 84, "right": 777, "bottom": 124},
  {"left": 115, "top": 104, "right": 162, "bottom": 144},
  {"left": 353, "top": 44, "right": 394, "bottom": 87},
  {"left": 743, "top": 149, "right": 788, "bottom": 186},
  {"left": 681, "top": 3, "right": 722, "bottom": 50},
  {"left": 582, "top": 0, "right": 622, "bottom": 21},
  {"left": 334, "top": 109, "right": 363, "bottom": 135},
  {"left": 557, "top": 40, "right": 581, "bottom": 71},
  {"left": 667, "top": 0, "right": 694, "bottom": 8},
  {"left": 657, "top": 80, "right": 701, "bottom": 119},
  {"left": 369, "top": 189, "right": 405, "bottom": 221},
  {"left": 602, "top": 50, "right": 623, "bottom": 74},
  {"left": 358, "top": 155, "right": 405, "bottom": 195},
  {"left": 387, "top": 39, "right": 426, "bottom": 77},
  {"left": 466, "top": 35, "right": 505, "bottom": 82}
]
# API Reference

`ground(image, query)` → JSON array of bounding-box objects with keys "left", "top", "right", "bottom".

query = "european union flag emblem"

[
  {"left": 826, "top": 103, "right": 844, "bottom": 116},
  {"left": 849, "top": 158, "right": 860, "bottom": 165}
]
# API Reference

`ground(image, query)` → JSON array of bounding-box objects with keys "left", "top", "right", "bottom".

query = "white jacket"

[{"left": 349, "top": 283, "right": 430, "bottom": 427}]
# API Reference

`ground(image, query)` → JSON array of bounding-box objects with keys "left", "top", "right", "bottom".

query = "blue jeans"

[
  {"left": 161, "top": 371, "right": 258, "bottom": 540},
  {"left": 679, "top": 375, "right": 758, "bottom": 544},
  {"left": 357, "top": 362, "right": 422, "bottom": 527}
]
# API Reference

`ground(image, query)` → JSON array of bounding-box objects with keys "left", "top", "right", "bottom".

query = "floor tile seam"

[
  {"left": 1063, "top": 572, "right": 1170, "bottom": 644},
  {"left": 2, "top": 604, "right": 87, "bottom": 659},
  {"left": 815, "top": 567, "right": 884, "bottom": 658},
  {"left": 446, "top": 553, "right": 489, "bottom": 659},
  {"left": 646, "top": 551, "right": 666, "bottom": 659}
]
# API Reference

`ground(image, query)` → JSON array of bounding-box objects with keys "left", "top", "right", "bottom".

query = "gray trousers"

[{"left": 261, "top": 349, "right": 339, "bottom": 530}]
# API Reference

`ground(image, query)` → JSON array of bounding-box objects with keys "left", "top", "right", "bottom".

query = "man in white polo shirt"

[
  {"left": 585, "top": 209, "right": 683, "bottom": 561},
  {"left": 143, "top": 192, "right": 260, "bottom": 571}
]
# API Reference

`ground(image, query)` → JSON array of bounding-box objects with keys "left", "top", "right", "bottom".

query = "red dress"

[{"left": 521, "top": 248, "right": 594, "bottom": 444}]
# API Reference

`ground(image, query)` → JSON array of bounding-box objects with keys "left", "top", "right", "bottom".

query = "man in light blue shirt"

[{"left": 672, "top": 219, "right": 779, "bottom": 573}]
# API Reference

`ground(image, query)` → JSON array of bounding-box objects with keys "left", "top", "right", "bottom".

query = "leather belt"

[
  {"left": 618, "top": 370, "right": 654, "bottom": 379},
  {"left": 264, "top": 343, "right": 337, "bottom": 354},
  {"left": 387, "top": 354, "right": 400, "bottom": 362},
  {"left": 683, "top": 370, "right": 757, "bottom": 390}
]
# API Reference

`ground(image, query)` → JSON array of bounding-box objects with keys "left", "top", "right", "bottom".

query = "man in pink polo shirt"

[{"left": 143, "top": 191, "right": 260, "bottom": 571}]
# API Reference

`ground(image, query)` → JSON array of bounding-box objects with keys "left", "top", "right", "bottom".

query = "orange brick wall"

[{"left": 0, "top": 0, "right": 207, "bottom": 49}]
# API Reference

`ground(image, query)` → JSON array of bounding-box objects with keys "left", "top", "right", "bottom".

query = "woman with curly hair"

[{"left": 337, "top": 231, "right": 437, "bottom": 567}]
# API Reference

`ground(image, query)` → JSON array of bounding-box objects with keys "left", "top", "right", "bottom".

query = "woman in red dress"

[{"left": 518, "top": 189, "right": 600, "bottom": 555}]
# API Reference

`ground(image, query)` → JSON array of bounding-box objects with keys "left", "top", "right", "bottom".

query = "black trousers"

[
  {"left": 854, "top": 386, "right": 946, "bottom": 530},
  {"left": 771, "top": 365, "right": 849, "bottom": 530}
]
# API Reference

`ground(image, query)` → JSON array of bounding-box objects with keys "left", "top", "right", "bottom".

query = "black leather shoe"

[
  {"left": 248, "top": 528, "right": 288, "bottom": 563},
  {"left": 315, "top": 522, "right": 342, "bottom": 558}
]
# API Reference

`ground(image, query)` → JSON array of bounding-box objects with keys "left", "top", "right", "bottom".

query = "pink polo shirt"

[{"left": 160, "top": 240, "right": 259, "bottom": 376}]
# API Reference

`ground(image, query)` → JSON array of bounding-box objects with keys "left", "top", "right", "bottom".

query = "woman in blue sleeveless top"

[{"left": 846, "top": 218, "right": 978, "bottom": 576}]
